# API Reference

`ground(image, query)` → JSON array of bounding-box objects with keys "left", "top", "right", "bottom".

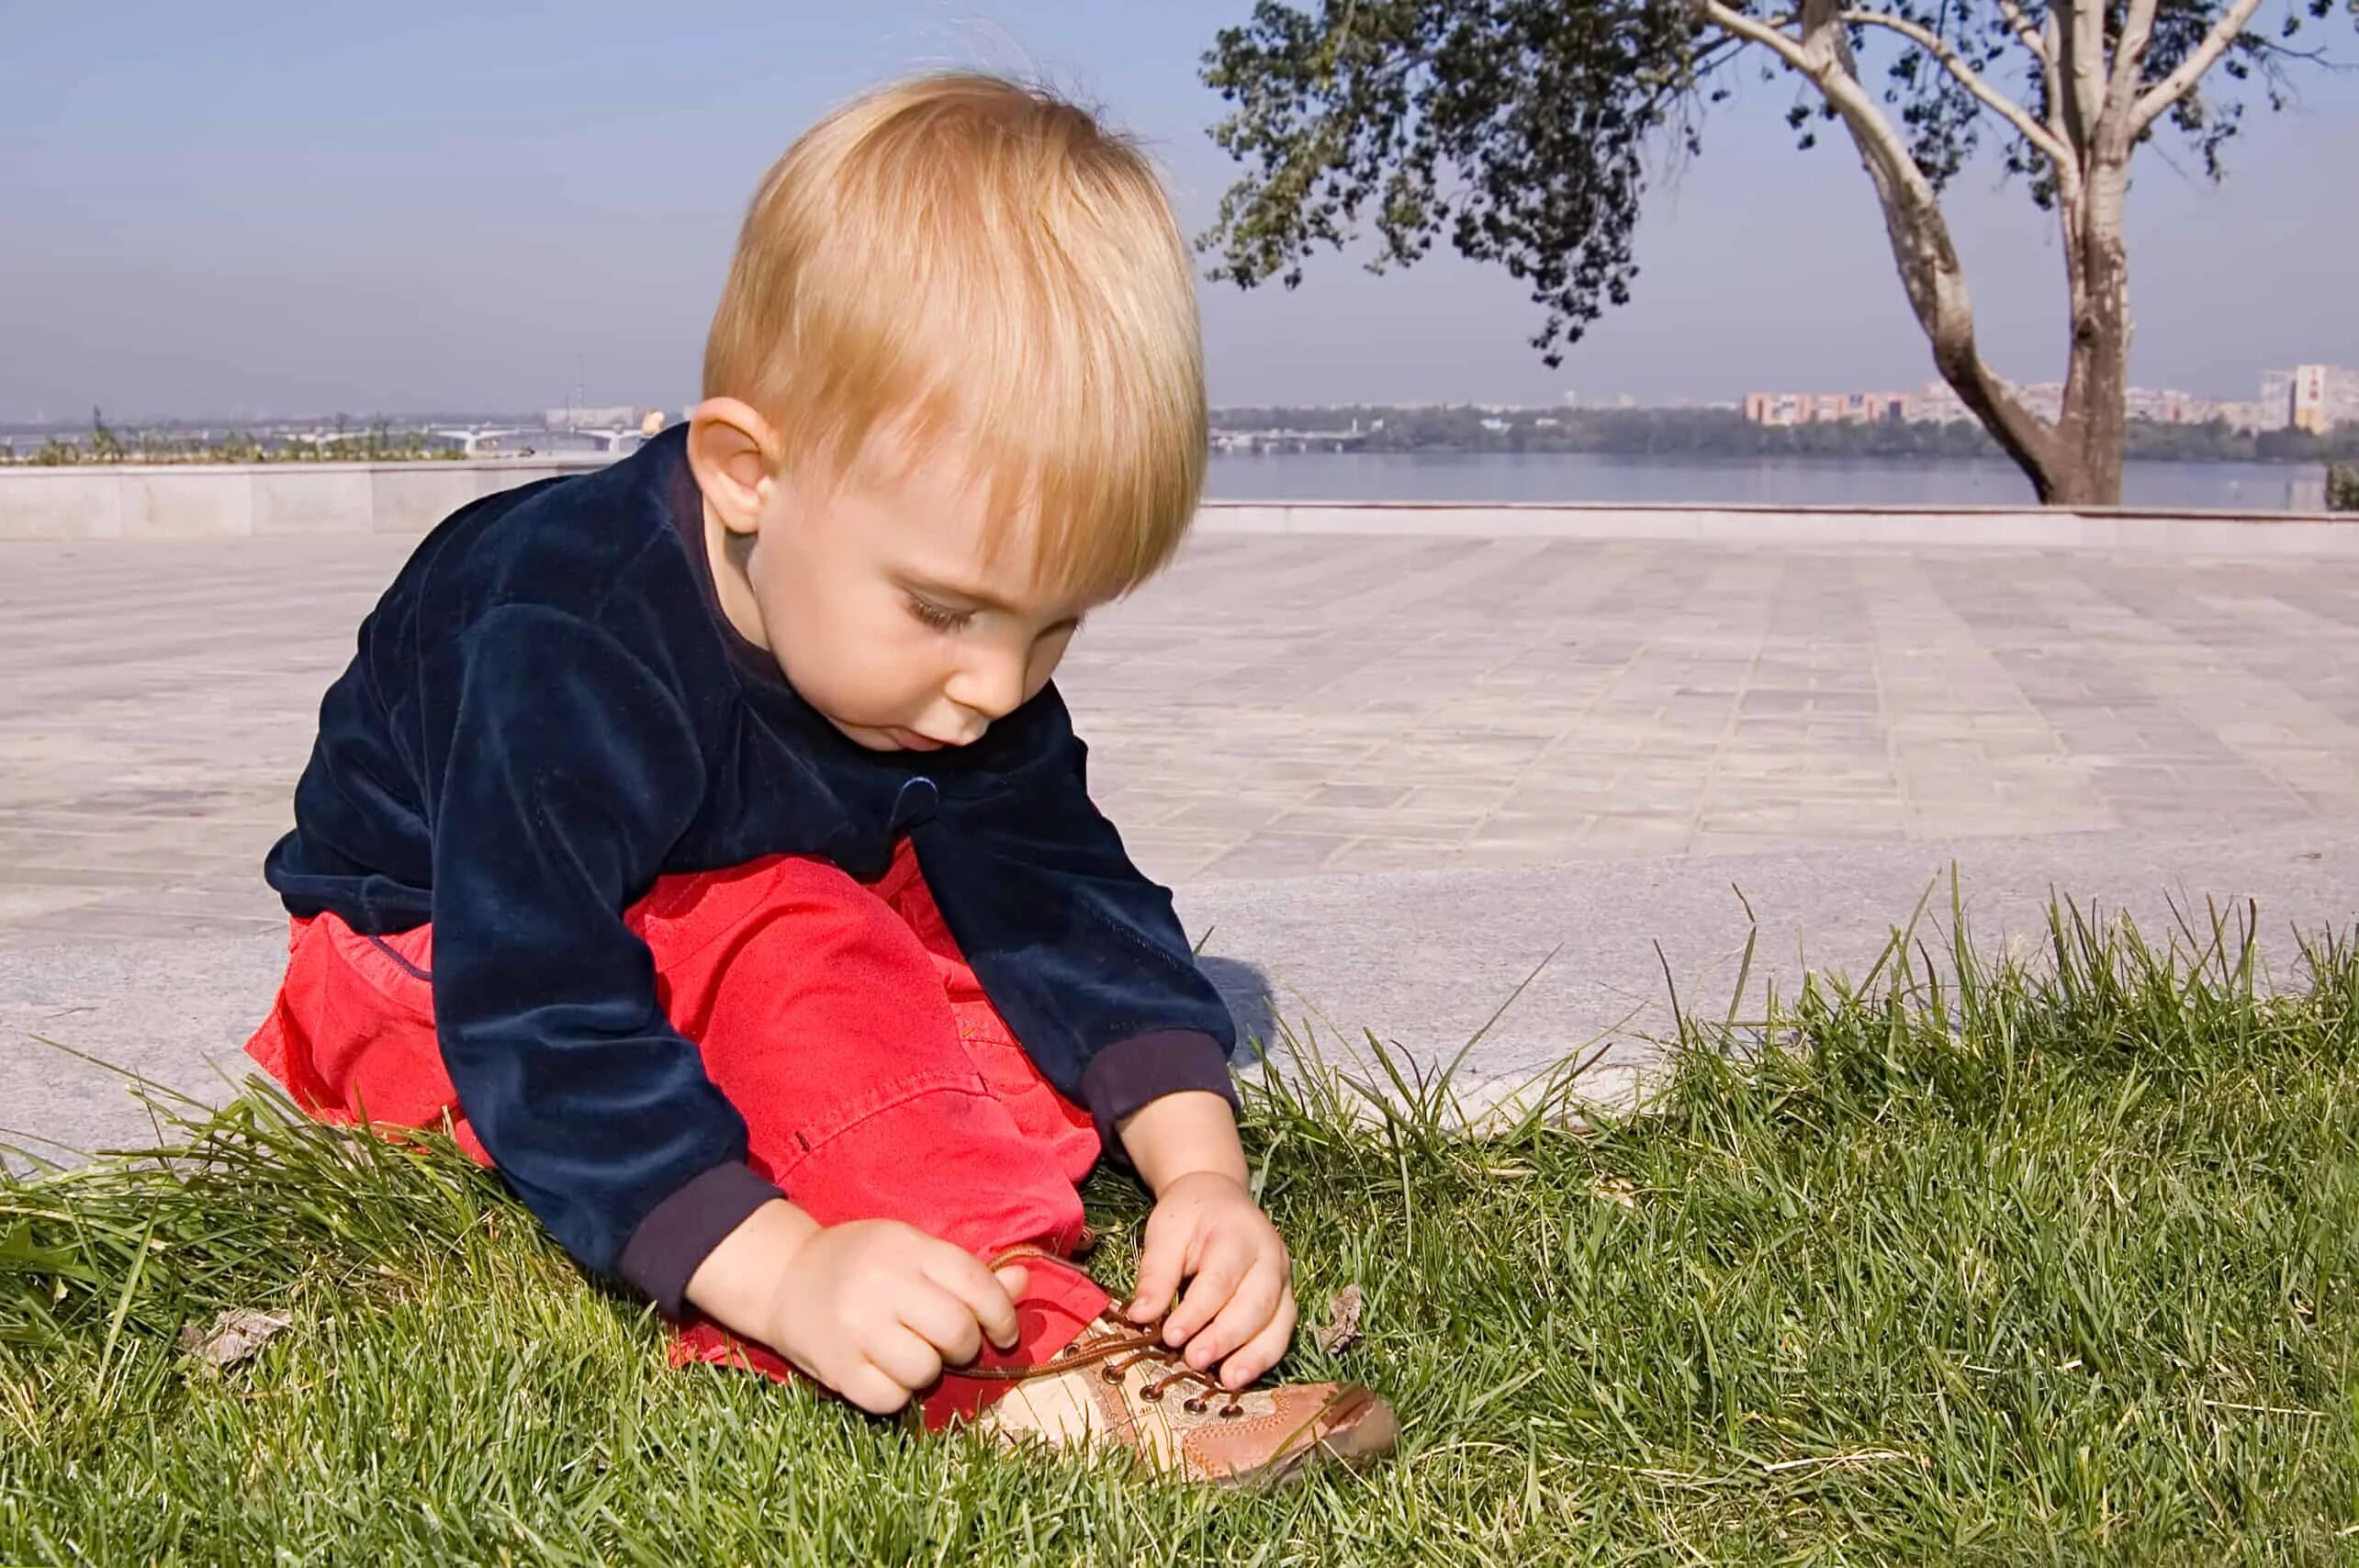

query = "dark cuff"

[
  {"left": 1080, "top": 1029, "right": 1241, "bottom": 1169},
  {"left": 615, "top": 1161, "right": 784, "bottom": 1318}
]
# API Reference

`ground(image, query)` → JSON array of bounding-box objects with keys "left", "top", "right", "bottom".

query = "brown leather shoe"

[{"left": 961, "top": 1255, "right": 1398, "bottom": 1486}]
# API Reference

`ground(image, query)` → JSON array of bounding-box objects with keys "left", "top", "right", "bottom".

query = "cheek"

[
  {"left": 750, "top": 552, "right": 859, "bottom": 689},
  {"left": 1025, "top": 631, "right": 1077, "bottom": 699},
  {"left": 781, "top": 589, "right": 948, "bottom": 708},
  {"left": 876, "top": 621, "right": 953, "bottom": 699}
]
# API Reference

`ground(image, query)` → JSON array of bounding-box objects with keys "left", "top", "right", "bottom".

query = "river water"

[{"left": 1201, "top": 451, "right": 2335, "bottom": 511}]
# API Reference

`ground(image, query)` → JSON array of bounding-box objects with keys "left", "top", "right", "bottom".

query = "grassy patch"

[{"left": 5, "top": 901, "right": 2358, "bottom": 1564}]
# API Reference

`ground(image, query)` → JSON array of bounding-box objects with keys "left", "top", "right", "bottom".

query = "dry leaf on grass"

[
  {"left": 1590, "top": 1177, "right": 1638, "bottom": 1210},
  {"left": 1314, "top": 1283, "right": 1365, "bottom": 1353},
  {"left": 176, "top": 1308, "right": 290, "bottom": 1371}
]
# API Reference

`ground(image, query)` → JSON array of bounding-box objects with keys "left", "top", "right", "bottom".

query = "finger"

[
  {"left": 836, "top": 1358, "right": 916, "bottom": 1416},
  {"left": 1219, "top": 1286, "right": 1298, "bottom": 1390},
  {"left": 1181, "top": 1257, "right": 1288, "bottom": 1372},
  {"left": 1127, "top": 1219, "right": 1193, "bottom": 1323},
  {"left": 920, "top": 1246, "right": 1025, "bottom": 1350},
  {"left": 865, "top": 1323, "right": 946, "bottom": 1395},
  {"left": 994, "top": 1264, "right": 1030, "bottom": 1319},
  {"left": 1162, "top": 1239, "right": 1252, "bottom": 1346},
  {"left": 896, "top": 1280, "right": 986, "bottom": 1367}
]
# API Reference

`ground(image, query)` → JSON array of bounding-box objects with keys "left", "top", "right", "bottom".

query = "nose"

[{"left": 943, "top": 644, "right": 1031, "bottom": 725}]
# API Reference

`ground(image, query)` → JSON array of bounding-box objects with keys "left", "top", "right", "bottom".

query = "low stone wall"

[
  {"left": 1194, "top": 500, "right": 2359, "bottom": 555},
  {"left": 5, "top": 457, "right": 2358, "bottom": 554},
  {"left": 0, "top": 457, "right": 605, "bottom": 542}
]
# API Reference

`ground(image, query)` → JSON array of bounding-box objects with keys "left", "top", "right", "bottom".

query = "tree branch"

[
  {"left": 2131, "top": 0, "right": 2271, "bottom": 133},
  {"left": 1702, "top": 0, "right": 1814, "bottom": 73},
  {"left": 1702, "top": 0, "right": 1932, "bottom": 230},
  {"left": 1700, "top": 0, "right": 2059, "bottom": 478},
  {"left": 2034, "top": 8, "right": 2079, "bottom": 162},
  {"left": 1843, "top": 9, "right": 2076, "bottom": 172},
  {"left": 2107, "top": 0, "right": 2163, "bottom": 111},
  {"left": 2065, "top": 0, "right": 2107, "bottom": 145},
  {"left": 1993, "top": 0, "right": 2053, "bottom": 68}
]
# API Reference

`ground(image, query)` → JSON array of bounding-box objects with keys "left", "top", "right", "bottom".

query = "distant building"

[
  {"left": 2287, "top": 364, "right": 2359, "bottom": 432},
  {"left": 1742, "top": 389, "right": 1908, "bottom": 427},
  {"left": 1898, "top": 378, "right": 2147, "bottom": 427},
  {"left": 2261, "top": 367, "right": 2299, "bottom": 427},
  {"left": 1906, "top": 381, "right": 1971, "bottom": 424},
  {"left": 2252, "top": 364, "right": 2359, "bottom": 431},
  {"left": 2123, "top": 386, "right": 2219, "bottom": 424},
  {"left": 2013, "top": 383, "right": 2067, "bottom": 423}
]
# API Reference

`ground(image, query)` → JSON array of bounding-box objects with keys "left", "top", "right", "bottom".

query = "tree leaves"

[
  {"left": 1196, "top": 0, "right": 2350, "bottom": 330},
  {"left": 1195, "top": 0, "right": 2351, "bottom": 503},
  {"left": 1201, "top": 0, "right": 1709, "bottom": 367}
]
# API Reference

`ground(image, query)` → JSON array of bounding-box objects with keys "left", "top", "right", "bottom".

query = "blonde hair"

[{"left": 704, "top": 73, "right": 1208, "bottom": 601}]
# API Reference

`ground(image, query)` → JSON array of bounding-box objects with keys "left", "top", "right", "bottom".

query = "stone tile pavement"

[{"left": 6, "top": 532, "right": 2359, "bottom": 949}]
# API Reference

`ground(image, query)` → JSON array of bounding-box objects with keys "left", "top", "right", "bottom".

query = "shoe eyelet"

[
  {"left": 1183, "top": 1396, "right": 1208, "bottom": 1414},
  {"left": 1219, "top": 1403, "right": 1245, "bottom": 1418},
  {"left": 1100, "top": 1366, "right": 1124, "bottom": 1383},
  {"left": 1139, "top": 1385, "right": 1163, "bottom": 1402}
]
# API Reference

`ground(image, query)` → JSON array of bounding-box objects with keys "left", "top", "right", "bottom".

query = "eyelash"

[
  {"left": 905, "top": 594, "right": 1087, "bottom": 639},
  {"left": 907, "top": 595, "right": 972, "bottom": 632}
]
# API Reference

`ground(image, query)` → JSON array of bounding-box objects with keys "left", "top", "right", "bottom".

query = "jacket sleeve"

[
  {"left": 421, "top": 604, "right": 781, "bottom": 1310},
  {"left": 927, "top": 690, "right": 1241, "bottom": 1159}
]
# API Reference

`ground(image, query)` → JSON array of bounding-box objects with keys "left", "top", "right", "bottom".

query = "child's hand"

[
  {"left": 1125, "top": 1170, "right": 1297, "bottom": 1390},
  {"left": 747, "top": 1215, "right": 1028, "bottom": 1415}
]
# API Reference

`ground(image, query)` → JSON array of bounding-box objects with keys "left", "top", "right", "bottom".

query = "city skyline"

[
  {"left": 4, "top": 1, "right": 2355, "bottom": 421},
  {"left": 9, "top": 353, "right": 2348, "bottom": 433}
]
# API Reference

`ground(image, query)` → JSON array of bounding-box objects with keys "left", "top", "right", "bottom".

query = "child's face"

[{"left": 705, "top": 411, "right": 1096, "bottom": 753}]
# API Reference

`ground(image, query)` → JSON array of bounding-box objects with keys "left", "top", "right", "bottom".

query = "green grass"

[{"left": 5, "top": 897, "right": 2358, "bottom": 1564}]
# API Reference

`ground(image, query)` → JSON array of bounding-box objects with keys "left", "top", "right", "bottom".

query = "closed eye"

[{"left": 907, "top": 594, "right": 972, "bottom": 632}]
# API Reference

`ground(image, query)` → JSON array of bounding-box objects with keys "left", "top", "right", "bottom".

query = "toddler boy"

[{"left": 244, "top": 73, "right": 1396, "bottom": 1484}]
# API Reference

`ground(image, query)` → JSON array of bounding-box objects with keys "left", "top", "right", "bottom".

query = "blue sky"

[{"left": 2, "top": 0, "right": 2353, "bottom": 420}]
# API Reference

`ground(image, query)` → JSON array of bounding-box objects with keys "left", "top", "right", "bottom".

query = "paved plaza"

[
  {"left": 8, "top": 532, "right": 2359, "bottom": 945},
  {"left": 6, "top": 529, "right": 2359, "bottom": 1159}
]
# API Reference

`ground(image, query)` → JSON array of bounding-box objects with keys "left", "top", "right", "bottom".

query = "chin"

[
  {"left": 831, "top": 718, "right": 944, "bottom": 753},
  {"left": 822, "top": 716, "right": 902, "bottom": 751}
]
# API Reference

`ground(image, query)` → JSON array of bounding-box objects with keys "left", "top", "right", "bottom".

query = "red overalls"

[{"left": 244, "top": 839, "right": 1108, "bottom": 1426}]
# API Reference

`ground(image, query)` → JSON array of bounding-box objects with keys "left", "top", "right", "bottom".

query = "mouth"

[{"left": 891, "top": 728, "right": 952, "bottom": 752}]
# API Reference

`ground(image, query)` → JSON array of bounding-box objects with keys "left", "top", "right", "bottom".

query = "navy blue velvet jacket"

[{"left": 264, "top": 425, "right": 1237, "bottom": 1314}]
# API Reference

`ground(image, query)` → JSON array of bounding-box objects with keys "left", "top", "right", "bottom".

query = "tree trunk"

[
  {"left": 1766, "top": 0, "right": 2072, "bottom": 504},
  {"left": 2049, "top": 158, "right": 2132, "bottom": 507},
  {"left": 1835, "top": 113, "right": 2068, "bottom": 501},
  {"left": 1724, "top": 0, "right": 2162, "bottom": 508}
]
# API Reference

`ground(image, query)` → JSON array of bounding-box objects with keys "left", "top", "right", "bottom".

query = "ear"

[{"left": 685, "top": 398, "right": 781, "bottom": 538}]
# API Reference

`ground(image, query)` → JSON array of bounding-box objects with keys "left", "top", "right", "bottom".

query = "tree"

[
  {"left": 87, "top": 405, "right": 126, "bottom": 464},
  {"left": 1198, "top": 0, "right": 2353, "bottom": 505},
  {"left": 2331, "top": 464, "right": 2359, "bottom": 511}
]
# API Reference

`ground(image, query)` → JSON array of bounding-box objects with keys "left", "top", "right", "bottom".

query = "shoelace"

[{"left": 960, "top": 1243, "right": 1249, "bottom": 1418}]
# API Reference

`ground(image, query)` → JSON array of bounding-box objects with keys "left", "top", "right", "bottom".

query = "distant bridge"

[{"left": 425, "top": 426, "right": 644, "bottom": 456}]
